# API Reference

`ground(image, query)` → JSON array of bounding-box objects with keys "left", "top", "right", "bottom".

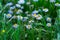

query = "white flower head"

[
  {"left": 55, "top": 3, "right": 60, "bottom": 7},
  {"left": 32, "top": 13, "right": 38, "bottom": 17},
  {"left": 25, "top": 11, "right": 29, "bottom": 14},
  {"left": 6, "top": 14, "right": 12, "bottom": 18},
  {"left": 17, "top": 15, "right": 23, "bottom": 20},
  {"left": 21, "top": 6, "right": 24, "bottom": 9},
  {"left": 16, "top": 9, "right": 23, "bottom": 14},
  {"left": 32, "top": 10, "right": 39, "bottom": 17},
  {"left": 13, "top": 24, "right": 19, "bottom": 28},
  {"left": 10, "top": 6, "right": 15, "bottom": 10},
  {"left": 46, "top": 17, "right": 51, "bottom": 22},
  {"left": 46, "top": 23, "right": 51, "bottom": 27},
  {"left": 36, "top": 14, "right": 43, "bottom": 20},
  {"left": 6, "top": 2, "right": 13, "bottom": 6},
  {"left": 22, "top": 17, "right": 28, "bottom": 21},
  {"left": 32, "top": 10, "right": 39, "bottom": 14},
  {"left": 13, "top": 15, "right": 17, "bottom": 19},
  {"left": 50, "top": 0, "right": 55, "bottom": 3},
  {"left": 18, "top": 0, "right": 25, "bottom": 4},
  {"left": 26, "top": 2, "right": 31, "bottom": 5},
  {"left": 29, "top": 20, "right": 34, "bottom": 23},
  {"left": 8, "top": 10, "right": 13, "bottom": 14},
  {"left": 26, "top": 25, "right": 32, "bottom": 29},
  {"left": 16, "top": 4, "right": 21, "bottom": 8},
  {"left": 43, "top": 8, "right": 49, "bottom": 12}
]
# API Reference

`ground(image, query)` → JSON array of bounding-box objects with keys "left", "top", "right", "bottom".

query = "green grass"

[{"left": 0, "top": 0, "right": 60, "bottom": 40}]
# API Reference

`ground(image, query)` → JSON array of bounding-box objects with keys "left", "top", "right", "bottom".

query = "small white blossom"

[
  {"left": 13, "top": 24, "right": 19, "bottom": 28},
  {"left": 25, "top": 11, "right": 29, "bottom": 14},
  {"left": 43, "top": 8, "right": 49, "bottom": 12},
  {"left": 29, "top": 20, "right": 34, "bottom": 23},
  {"left": 18, "top": 0, "right": 25, "bottom": 4},
  {"left": 46, "top": 17, "right": 51, "bottom": 22},
  {"left": 32, "top": 13, "right": 38, "bottom": 17},
  {"left": 8, "top": 10, "right": 13, "bottom": 14},
  {"left": 36, "top": 14, "right": 43, "bottom": 20},
  {"left": 46, "top": 23, "right": 51, "bottom": 27},
  {"left": 6, "top": 14, "right": 12, "bottom": 18},
  {"left": 32, "top": 10, "right": 39, "bottom": 14},
  {"left": 17, "top": 15, "right": 23, "bottom": 20},
  {"left": 55, "top": 3, "right": 60, "bottom": 7},
  {"left": 21, "top": 6, "right": 24, "bottom": 9},
  {"left": 22, "top": 17, "right": 28, "bottom": 21},
  {"left": 26, "top": 2, "right": 31, "bottom": 5},
  {"left": 50, "top": 0, "right": 55, "bottom": 3},
  {"left": 10, "top": 6, "right": 15, "bottom": 10},
  {"left": 16, "top": 9, "right": 23, "bottom": 14},
  {"left": 12, "top": 16, "right": 16, "bottom": 19},
  {"left": 6, "top": 2, "right": 13, "bottom": 6},
  {"left": 16, "top": 4, "right": 21, "bottom": 8},
  {"left": 26, "top": 25, "right": 32, "bottom": 29}
]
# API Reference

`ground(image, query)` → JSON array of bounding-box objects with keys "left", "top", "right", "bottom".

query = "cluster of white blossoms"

[
  {"left": 3, "top": 0, "right": 59, "bottom": 29},
  {"left": 46, "top": 17, "right": 52, "bottom": 27},
  {"left": 0, "top": 0, "right": 59, "bottom": 40}
]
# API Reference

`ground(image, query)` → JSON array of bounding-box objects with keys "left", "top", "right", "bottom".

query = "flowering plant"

[{"left": 0, "top": 0, "right": 60, "bottom": 40}]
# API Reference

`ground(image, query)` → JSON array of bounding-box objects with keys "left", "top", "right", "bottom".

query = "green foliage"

[{"left": 0, "top": 0, "right": 60, "bottom": 40}]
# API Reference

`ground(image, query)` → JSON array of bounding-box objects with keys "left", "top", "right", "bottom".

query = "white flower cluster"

[{"left": 3, "top": 0, "right": 59, "bottom": 29}]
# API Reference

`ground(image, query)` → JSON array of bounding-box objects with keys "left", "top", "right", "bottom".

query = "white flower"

[
  {"left": 13, "top": 15, "right": 17, "bottom": 19},
  {"left": 6, "top": 14, "right": 12, "bottom": 18},
  {"left": 13, "top": 24, "right": 19, "bottom": 28},
  {"left": 29, "top": 20, "right": 34, "bottom": 23},
  {"left": 17, "top": 15, "right": 23, "bottom": 20},
  {"left": 50, "top": 0, "right": 55, "bottom": 3},
  {"left": 22, "top": 17, "right": 28, "bottom": 21},
  {"left": 16, "top": 4, "right": 21, "bottom": 8},
  {"left": 18, "top": 0, "right": 25, "bottom": 4},
  {"left": 21, "top": 6, "right": 24, "bottom": 9},
  {"left": 6, "top": 2, "right": 13, "bottom": 6},
  {"left": 25, "top": 11, "right": 29, "bottom": 14},
  {"left": 46, "top": 17, "right": 51, "bottom": 22},
  {"left": 36, "top": 14, "right": 43, "bottom": 20},
  {"left": 32, "top": 10, "right": 39, "bottom": 17},
  {"left": 16, "top": 9, "right": 23, "bottom": 14},
  {"left": 32, "top": 10, "right": 39, "bottom": 14},
  {"left": 32, "top": 13, "right": 38, "bottom": 17},
  {"left": 43, "top": 8, "right": 49, "bottom": 12},
  {"left": 46, "top": 23, "right": 51, "bottom": 27},
  {"left": 10, "top": 6, "right": 15, "bottom": 10},
  {"left": 33, "top": 0, "right": 38, "bottom": 2},
  {"left": 8, "top": 10, "right": 13, "bottom": 14},
  {"left": 26, "top": 2, "right": 31, "bottom": 5},
  {"left": 26, "top": 25, "right": 32, "bottom": 29},
  {"left": 55, "top": 3, "right": 60, "bottom": 7}
]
